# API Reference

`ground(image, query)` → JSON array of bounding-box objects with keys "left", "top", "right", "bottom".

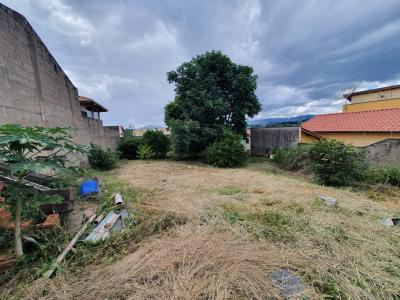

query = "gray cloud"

[{"left": 3, "top": 0, "right": 400, "bottom": 126}]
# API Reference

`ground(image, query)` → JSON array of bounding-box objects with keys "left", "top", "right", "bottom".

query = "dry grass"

[
  {"left": 21, "top": 227, "right": 309, "bottom": 300},
  {"left": 2, "top": 159, "right": 400, "bottom": 299}
]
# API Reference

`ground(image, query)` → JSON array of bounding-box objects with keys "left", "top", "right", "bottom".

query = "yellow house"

[
  {"left": 301, "top": 85, "right": 400, "bottom": 164},
  {"left": 342, "top": 84, "right": 400, "bottom": 113},
  {"left": 301, "top": 85, "right": 400, "bottom": 146}
]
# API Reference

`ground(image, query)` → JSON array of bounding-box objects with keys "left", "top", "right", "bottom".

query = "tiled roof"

[
  {"left": 301, "top": 108, "right": 400, "bottom": 132},
  {"left": 79, "top": 96, "right": 108, "bottom": 112}
]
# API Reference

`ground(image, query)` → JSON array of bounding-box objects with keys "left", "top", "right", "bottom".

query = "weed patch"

[
  {"left": 219, "top": 203, "right": 311, "bottom": 242},
  {"left": 217, "top": 186, "right": 242, "bottom": 195}
]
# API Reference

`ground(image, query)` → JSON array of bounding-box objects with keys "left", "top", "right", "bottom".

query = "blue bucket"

[{"left": 80, "top": 179, "right": 99, "bottom": 197}]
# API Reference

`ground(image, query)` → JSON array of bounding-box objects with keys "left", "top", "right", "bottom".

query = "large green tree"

[{"left": 165, "top": 50, "right": 261, "bottom": 157}]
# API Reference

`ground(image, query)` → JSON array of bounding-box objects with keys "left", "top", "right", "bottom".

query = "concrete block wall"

[
  {"left": 361, "top": 139, "right": 400, "bottom": 166},
  {"left": 0, "top": 4, "right": 120, "bottom": 164}
]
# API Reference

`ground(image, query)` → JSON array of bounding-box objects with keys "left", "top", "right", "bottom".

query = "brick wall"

[
  {"left": 0, "top": 4, "right": 120, "bottom": 164},
  {"left": 361, "top": 139, "right": 400, "bottom": 166}
]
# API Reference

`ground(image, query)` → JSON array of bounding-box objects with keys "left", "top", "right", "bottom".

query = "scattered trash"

[
  {"left": 0, "top": 208, "right": 33, "bottom": 230},
  {"left": 40, "top": 187, "right": 76, "bottom": 214},
  {"left": 85, "top": 211, "right": 122, "bottom": 242},
  {"left": 80, "top": 179, "right": 99, "bottom": 197},
  {"left": 86, "top": 192, "right": 131, "bottom": 242},
  {"left": 1, "top": 162, "right": 76, "bottom": 213},
  {"left": 381, "top": 218, "right": 400, "bottom": 227},
  {"left": 43, "top": 213, "right": 97, "bottom": 278},
  {"left": 114, "top": 193, "right": 123, "bottom": 206},
  {"left": 0, "top": 254, "right": 16, "bottom": 275},
  {"left": 93, "top": 213, "right": 104, "bottom": 225},
  {"left": 36, "top": 213, "right": 60, "bottom": 230},
  {"left": 319, "top": 195, "right": 337, "bottom": 206},
  {"left": 112, "top": 209, "right": 130, "bottom": 232},
  {"left": 23, "top": 235, "right": 41, "bottom": 247},
  {"left": 271, "top": 268, "right": 304, "bottom": 299}
]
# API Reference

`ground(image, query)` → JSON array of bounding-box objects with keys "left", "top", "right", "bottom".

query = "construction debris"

[
  {"left": 271, "top": 268, "right": 304, "bottom": 299},
  {"left": 0, "top": 254, "right": 16, "bottom": 275},
  {"left": 112, "top": 209, "right": 130, "bottom": 232},
  {"left": 94, "top": 213, "right": 104, "bottom": 225},
  {"left": 36, "top": 213, "right": 60, "bottom": 230},
  {"left": 319, "top": 195, "right": 337, "bottom": 206},
  {"left": 80, "top": 179, "right": 99, "bottom": 198},
  {"left": 0, "top": 208, "right": 33, "bottom": 230},
  {"left": 381, "top": 218, "right": 400, "bottom": 227},
  {"left": 85, "top": 211, "right": 122, "bottom": 242},
  {"left": 114, "top": 193, "right": 123, "bottom": 206},
  {"left": 23, "top": 235, "right": 41, "bottom": 247},
  {"left": 43, "top": 213, "right": 97, "bottom": 278}
]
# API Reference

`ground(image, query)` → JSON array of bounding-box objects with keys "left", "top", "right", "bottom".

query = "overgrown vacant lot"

[{"left": 10, "top": 160, "right": 400, "bottom": 299}]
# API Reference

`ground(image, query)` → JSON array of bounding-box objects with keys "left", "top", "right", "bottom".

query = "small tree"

[
  {"left": 88, "top": 144, "right": 120, "bottom": 170},
  {"left": 117, "top": 137, "right": 143, "bottom": 160},
  {"left": 309, "top": 139, "right": 367, "bottom": 186},
  {"left": 137, "top": 143, "right": 155, "bottom": 160},
  {"left": 142, "top": 130, "right": 170, "bottom": 158},
  {"left": 0, "top": 124, "right": 86, "bottom": 257}
]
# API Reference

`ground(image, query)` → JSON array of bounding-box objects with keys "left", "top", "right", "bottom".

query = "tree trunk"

[{"left": 14, "top": 198, "right": 23, "bottom": 257}]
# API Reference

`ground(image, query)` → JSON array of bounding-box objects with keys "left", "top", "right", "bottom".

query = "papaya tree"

[{"left": 0, "top": 124, "right": 86, "bottom": 257}]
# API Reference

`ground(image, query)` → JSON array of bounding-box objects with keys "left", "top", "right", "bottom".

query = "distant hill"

[{"left": 248, "top": 115, "right": 314, "bottom": 128}]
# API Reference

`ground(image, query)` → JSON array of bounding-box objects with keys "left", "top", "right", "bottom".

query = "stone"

[
  {"left": 271, "top": 268, "right": 304, "bottom": 298},
  {"left": 319, "top": 195, "right": 337, "bottom": 206},
  {"left": 381, "top": 218, "right": 400, "bottom": 227}
]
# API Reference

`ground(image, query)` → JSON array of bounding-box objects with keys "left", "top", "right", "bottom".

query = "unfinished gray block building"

[{"left": 0, "top": 3, "right": 121, "bottom": 163}]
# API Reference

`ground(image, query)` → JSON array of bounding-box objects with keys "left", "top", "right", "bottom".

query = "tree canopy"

[{"left": 165, "top": 50, "right": 261, "bottom": 157}]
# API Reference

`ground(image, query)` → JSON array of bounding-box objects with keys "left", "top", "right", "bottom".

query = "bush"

[
  {"left": 137, "top": 144, "right": 155, "bottom": 160},
  {"left": 117, "top": 137, "right": 143, "bottom": 160},
  {"left": 88, "top": 144, "right": 119, "bottom": 170},
  {"left": 143, "top": 130, "right": 170, "bottom": 158},
  {"left": 308, "top": 139, "right": 367, "bottom": 186},
  {"left": 272, "top": 146, "right": 310, "bottom": 171},
  {"left": 205, "top": 129, "right": 247, "bottom": 168},
  {"left": 369, "top": 165, "right": 400, "bottom": 187}
]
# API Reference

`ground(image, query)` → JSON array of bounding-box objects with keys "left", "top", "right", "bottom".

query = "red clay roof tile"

[{"left": 301, "top": 108, "right": 400, "bottom": 132}]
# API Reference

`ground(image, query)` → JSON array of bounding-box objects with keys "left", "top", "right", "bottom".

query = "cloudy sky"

[{"left": 3, "top": 0, "right": 400, "bottom": 127}]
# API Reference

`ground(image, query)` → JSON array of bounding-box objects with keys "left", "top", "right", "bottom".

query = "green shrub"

[
  {"left": 143, "top": 130, "right": 170, "bottom": 158},
  {"left": 205, "top": 129, "right": 247, "bottom": 168},
  {"left": 272, "top": 146, "right": 310, "bottom": 171},
  {"left": 369, "top": 165, "right": 400, "bottom": 187},
  {"left": 308, "top": 139, "right": 367, "bottom": 186},
  {"left": 117, "top": 137, "right": 143, "bottom": 160},
  {"left": 137, "top": 143, "right": 155, "bottom": 160},
  {"left": 88, "top": 144, "right": 119, "bottom": 170}
]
